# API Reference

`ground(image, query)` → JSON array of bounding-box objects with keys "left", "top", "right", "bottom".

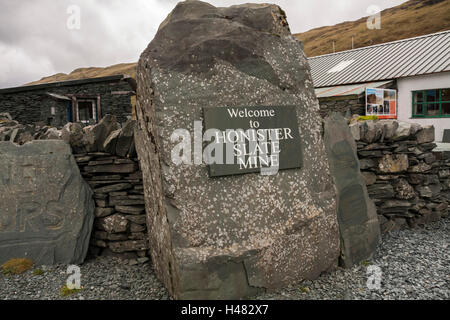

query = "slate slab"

[
  {"left": 324, "top": 112, "right": 381, "bottom": 268},
  {"left": 0, "top": 140, "right": 94, "bottom": 265}
]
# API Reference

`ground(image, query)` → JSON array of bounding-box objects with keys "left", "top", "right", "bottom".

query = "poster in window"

[{"left": 366, "top": 88, "right": 397, "bottom": 119}]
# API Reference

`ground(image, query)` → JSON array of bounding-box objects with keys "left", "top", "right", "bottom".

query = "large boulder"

[
  {"left": 0, "top": 140, "right": 95, "bottom": 265},
  {"left": 135, "top": 1, "right": 340, "bottom": 299},
  {"left": 324, "top": 113, "right": 380, "bottom": 268}
]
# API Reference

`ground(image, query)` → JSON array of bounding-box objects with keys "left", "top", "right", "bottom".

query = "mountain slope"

[
  {"left": 294, "top": 0, "right": 450, "bottom": 57},
  {"left": 27, "top": 63, "right": 137, "bottom": 86},
  {"left": 27, "top": 0, "right": 450, "bottom": 85}
]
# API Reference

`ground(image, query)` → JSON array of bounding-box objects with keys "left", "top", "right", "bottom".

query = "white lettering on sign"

[{"left": 227, "top": 108, "right": 276, "bottom": 118}]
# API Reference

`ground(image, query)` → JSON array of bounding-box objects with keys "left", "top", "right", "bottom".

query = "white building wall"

[{"left": 397, "top": 72, "right": 450, "bottom": 142}]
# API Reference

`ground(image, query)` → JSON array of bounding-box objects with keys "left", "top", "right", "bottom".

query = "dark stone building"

[{"left": 0, "top": 75, "right": 136, "bottom": 127}]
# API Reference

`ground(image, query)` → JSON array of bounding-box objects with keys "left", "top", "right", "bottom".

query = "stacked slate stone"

[
  {"left": 318, "top": 97, "right": 365, "bottom": 119},
  {"left": 349, "top": 119, "right": 450, "bottom": 232},
  {"left": 70, "top": 118, "right": 150, "bottom": 261},
  {"left": 75, "top": 152, "right": 149, "bottom": 260}
]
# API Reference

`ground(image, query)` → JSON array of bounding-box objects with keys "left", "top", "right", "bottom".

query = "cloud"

[{"left": 0, "top": 0, "right": 408, "bottom": 88}]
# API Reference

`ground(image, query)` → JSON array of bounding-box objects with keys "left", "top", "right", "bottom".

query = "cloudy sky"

[{"left": 0, "top": 0, "right": 408, "bottom": 88}]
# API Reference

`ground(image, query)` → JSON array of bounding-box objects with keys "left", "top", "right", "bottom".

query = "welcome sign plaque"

[{"left": 203, "top": 106, "right": 303, "bottom": 177}]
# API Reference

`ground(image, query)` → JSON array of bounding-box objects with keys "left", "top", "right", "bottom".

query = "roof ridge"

[
  {"left": 0, "top": 74, "right": 126, "bottom": 93},
  {"left": 308, "top": 29, "right": 450, "bottom": 60}
]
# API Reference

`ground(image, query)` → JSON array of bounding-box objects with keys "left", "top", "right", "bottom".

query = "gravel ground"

[
  {"left": 255, "top": 217, "right": 449, "bottom": 300},
  {"left": 0, "top": 256, "right": 170, "bottom": 300},
  {"left": 1, "top": 217, "right": 448, "bottom": 300}
]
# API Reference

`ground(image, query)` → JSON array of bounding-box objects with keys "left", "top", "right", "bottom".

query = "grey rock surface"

[
  {"left": 416, "top": 125, "right": 435, "bottom": 144},
  {"left": 324, "top": 113, "right": 381, "bottom": 268},
  {"left": 115, "top": 120, "right": 136, "bottom": 157},
  {"left": 0, "top": 140, "right": 95, "bottom": 265},
  {"left": 83, "top": 115, "right": 121, "bottom": 152},
  {"left": 135, "top": 0, "right": 339, "bottom": 299}
]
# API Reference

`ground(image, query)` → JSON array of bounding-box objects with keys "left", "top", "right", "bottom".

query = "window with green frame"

[{"left": 412, "top": 88, "right": 450, "bottom": 118}]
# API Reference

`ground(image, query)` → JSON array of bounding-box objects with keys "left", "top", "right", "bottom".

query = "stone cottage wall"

[
  {"left": 64, "top": 117, "right": 150, "bottom": 260},
  {"left": 349, "top": 119, "right": 450, "bottom": 232},
  {"left": 0, "top": 79, "right": 133, "bottom": 126},
  {"left": 318, "top": 96, "right": 365, "bottom": 118}
]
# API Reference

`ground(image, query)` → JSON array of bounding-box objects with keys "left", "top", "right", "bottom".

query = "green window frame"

[{"left": 412, "top": 88, "right": 450, "bottom": 118}]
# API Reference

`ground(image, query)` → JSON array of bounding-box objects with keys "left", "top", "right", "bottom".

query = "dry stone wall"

[
  {"left": 62, "top": 118, "right": 150, "bottom": 260},
  {"left": 0, "top": 78, "right": 133, "bottom": 126},
  {"left": 75, "top": 153, "right": 149, "bottom": 260},
  {"left": 0, "top": 113, "right": 150, "bottom": 261},
  {"left": 349, "top": 119, "right": 450, "bottom": 232}
]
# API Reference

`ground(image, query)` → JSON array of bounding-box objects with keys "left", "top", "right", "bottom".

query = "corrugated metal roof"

[
  {"left": 308, "top": 30, "right": 450, "bottom": 88},
  {"left": 315, "top": 80, "right": 393, "bottom": 98}
]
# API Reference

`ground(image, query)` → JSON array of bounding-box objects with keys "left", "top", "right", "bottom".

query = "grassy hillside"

[
  {"left": 27, "top": 0, "right": 450, "bottom": 85},
  {"left": 27, "top": 62, "right": 137, "bottom": 85},
  {"left": 294, "top": 0, "right": 450, "bottom": 57}
]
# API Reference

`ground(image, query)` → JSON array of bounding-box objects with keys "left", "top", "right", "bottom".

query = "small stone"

[
  {"left": 109, "top": 240, "right": 149, "bottom": 253},
  {"left": 438, "top": 169, "right": 450, "bottom": 179},
  {"left": 95, "top": 207, "right": 115, "bottom": 218},
  {"left": 349, "top": 123, "right": 360, "bottom": 141},
  {"left": 128, "top": 259, "right": 139, "bottom": 266},
  {"left": 115, "top": 205, "right": 146, "bottom": 215},
  {"left": 126, "top": 215, "right": 147, "bottom": 225},
  {"left": 129, "top": 232, "right": 146, "bottom": 240},
  {"left": 94, "top": 183, "right": 133, "bottom": 194},
  {"left": 130, "top": 223, "right": 146, "bottom": 233},
  {"left": 137, "top": 257, "right": 150, "bottom": 264},
  {"left": 88, "top": 159, "right": 114, "bottom": 166},
  {"left": 109, "top": 197, "right": 146, "bottom": 206},
  {"left": 393, "top": 122, "right": 412, "bottom": 141},
  {"left": 95, "top": 199, "right": 108, "bottom": 208},
  {"left": 416, "top": 186, "right": 433, "bottom": 198},
  {"left": 361, "top": 172, "right": 377, "bottom": 186},
  {"left": 367, "top": 183, "right": 395, "bottom": 199},
  {"left": 84, "top": 163, "right": 138, "bottom": 174},
  {"left": 360, "top": 159, "right": 376, "bottom": 169},
  {"left": 416, "top": 125, "right": 435, "bottom": 144},
  {"left": 95, "top": 214, "right": 129, "bottom": 233},
  {"left": 408, "top": 162, "right": 432, "bottom": 173},
  {"left": 393, "top": 179, "right": 416, "bottom": 200},
  {"left": 378, "top": 154, "right": 409, "bottom": 173},
  {"left": 407, "top": 174, "right": 423, "bottom": 185}
]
